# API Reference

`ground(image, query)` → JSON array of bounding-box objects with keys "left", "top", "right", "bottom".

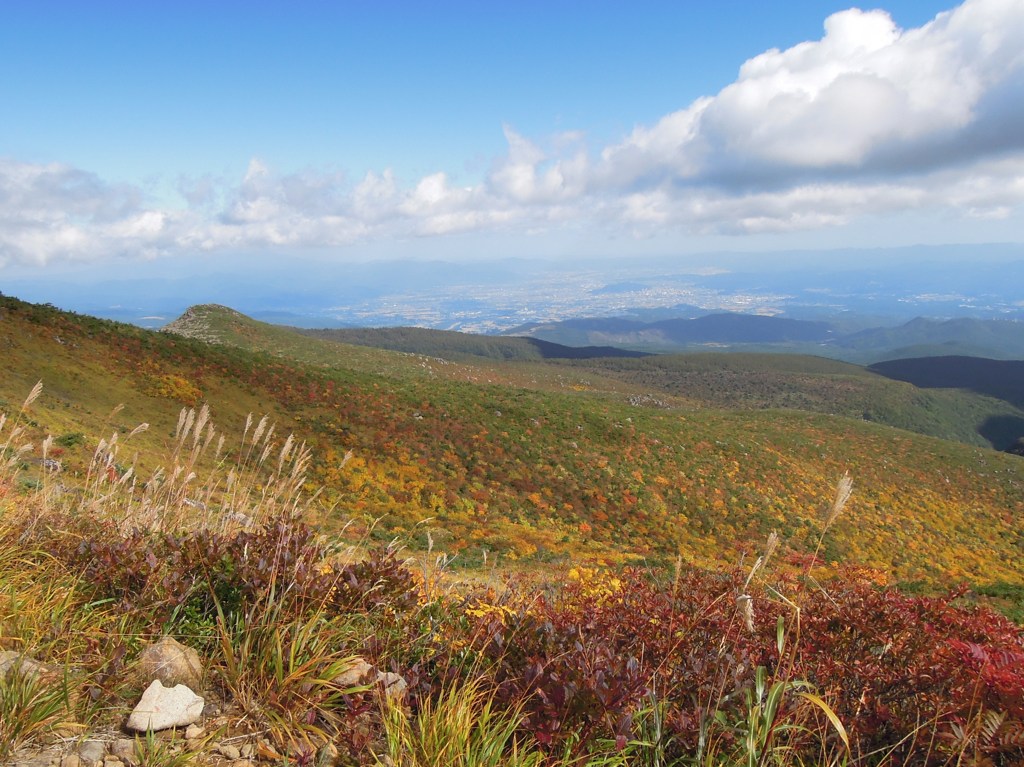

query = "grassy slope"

[
  {"left": 191, "top": 302, "right": 1023, "bottom": 452},
  {"left": 4, "top": 296, "right": 1024, "bottom": 586},
  {"left": 162, "top": 304, "right": 687, "bottom": 404},
  {"left": 297, "top": 325, "right": 647, "bottom": 361},
  {"left": 554, "top": 353, "right": 1024, "bottom": 449}
]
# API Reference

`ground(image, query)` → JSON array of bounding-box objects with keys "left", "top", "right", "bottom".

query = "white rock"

[{"left": 126, "top": 680, "right": 204, "bottom": 732}]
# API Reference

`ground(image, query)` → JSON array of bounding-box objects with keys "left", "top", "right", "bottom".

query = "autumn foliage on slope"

[{"left": 4, "top": 296, "right": 1024, "bottom": 589}]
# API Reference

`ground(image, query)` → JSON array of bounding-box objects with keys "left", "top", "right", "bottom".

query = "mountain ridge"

[{"left": 511, "top": 312, "right": 1024, "bottom": 362}]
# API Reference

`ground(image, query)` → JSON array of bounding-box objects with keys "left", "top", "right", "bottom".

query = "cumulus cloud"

[
  {"left": 602, "top": 0, "right": 1024, "bottom": 189},
  {"left": 0, "top": 159, "right": 176, "bottom": 267},
  {"left": 2, "top": 0, "right": 1023, "bottom": 268}
]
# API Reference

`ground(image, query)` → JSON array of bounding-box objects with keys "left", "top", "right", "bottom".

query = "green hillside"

[
  {"left": 298, "top": 325, "right": 648, "bottom": 361},
  {"left": 840, "top": 317, "right": 1024, "bottom": 361},
  {"left": 176, "top": 303, "right": 1023, "bottom": 452},
  {"left": 3, "top": 295, "right": 1024, "bottom": 586},
  {"left": 555, "top": 352, "right": 1024, "bottom": 450}
]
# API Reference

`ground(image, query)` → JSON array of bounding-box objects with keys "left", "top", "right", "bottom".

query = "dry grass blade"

[
  {"left": 127, "top": 422, "right": 149, "bottom": 439},
  {"left": 20, "top": 381, "right": 43, "bottom": 412},
  {"left": 825, "top": 472, "right": 853, "bottom": 530}
]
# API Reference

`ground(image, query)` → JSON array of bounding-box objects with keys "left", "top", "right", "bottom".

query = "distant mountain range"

[
  {"left": 511, "top": 313, "right": 1024, "bottom": 363},
  {"left": 6, "top": 245, "right": 1024, "bottom": 333}
]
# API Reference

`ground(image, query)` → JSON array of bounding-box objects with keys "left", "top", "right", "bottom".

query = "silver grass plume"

[{"left": 21, "top": 381, "right": 43, "bottom": 411}]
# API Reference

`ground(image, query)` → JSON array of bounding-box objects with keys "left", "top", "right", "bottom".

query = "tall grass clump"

[
  {"left": 0, "top": 664, "right": 69, "bottom": 761},
  {"left": 375, "top": 677, "right": 543, "bottom": 767},
  {"left": 76, "top": 401, "right": 315, "bottom": 534}
]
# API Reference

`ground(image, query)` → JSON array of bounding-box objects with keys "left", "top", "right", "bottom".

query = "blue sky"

[{"left": 2, "top": 0, "right": 1023, "bottom": 275}]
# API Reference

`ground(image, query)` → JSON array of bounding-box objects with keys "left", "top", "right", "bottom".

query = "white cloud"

[
  {"left": 602, "top": 0, "right": 1024, "bottom": 187},
  {"left": 2, "top": 0, "right": 1023, "bottom": 269},
  {"left": 487, "top": 126, "right": 589, "bottom": 205},
  {"left": 0, "top": 159, "right": 173, "bottom": 267}
]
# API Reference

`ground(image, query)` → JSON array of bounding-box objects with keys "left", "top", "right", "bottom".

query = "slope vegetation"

[
  {"left": 3, "top": 295, "right": 1024, "bottom": 586},
  {"left": 556, "top": 353, "right": 1024, "bottom": 450},
  {"left": 299, "top": 325, "right": 649, "bottom": 361},
  {"left": 194, "top": 301, "right": 1023, "bottom": 452}
]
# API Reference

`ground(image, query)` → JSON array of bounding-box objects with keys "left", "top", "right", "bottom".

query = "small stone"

[
  {"left": 61, "top": 755, "right": 81, "bottom": 767},
  {"left": 336, "top": 657, "right": 373, "bottom": 688},
  {"left": 77, "top": 741, "right": 107, "bottom": 765},
  {"left": 185, "top": 724, "right": 205, "bottom": 740},
  {"left": 11, "top": 751, "right": 62, "bottom": 767},
  {"left": 257, "top": 741, "right": 284, "bottom": 761},
  {"left": 102, "top": 758, "right": 123, "bottom": 767},
  {"left": 0, "top": 650, "right": 56, "bottom": 683},
  {"left": 110, "top": 740, "right": 134, "bottom": 760},
  {"left": 109, "top": 739, "right": 136, "bottom": 766},
  {"left": 136, "top": 637, "right": 203, "bottom": 691},
  {"left": 239, "top": 744, "right": 254, "bottom": 758},
  {"left": 0, "top": 649, "right": 23, "bottom": 675},
  {"left": 217, "top": 744, "right": 241, "bottom": 760},
  {"left": 126, "top": 680, "right": 204, "bottom": 732},
  {"left": 376, "top": 671, "right": 408, "bottom": 699},
  {"left": 231, "top": 761, "right": 257, "bottom": 767}
]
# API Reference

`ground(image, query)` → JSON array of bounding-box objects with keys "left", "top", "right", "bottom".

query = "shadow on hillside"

[
  {"left": 978, "top": 415, "right": 1024, "bottom": 452},
  {"left": 523, "top": 338, "right": 650, "bottom": 360},
  {"left": 870, "top": 356, "right": 1024, "bottom": 409}
]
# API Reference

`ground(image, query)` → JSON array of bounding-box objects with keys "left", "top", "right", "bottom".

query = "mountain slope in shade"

[
  {"left": 869, "top": 356, "right": 1024, "bottom": 409},
  {"left": 869, "top": 356, "right": 1024, "bottom": 451}
]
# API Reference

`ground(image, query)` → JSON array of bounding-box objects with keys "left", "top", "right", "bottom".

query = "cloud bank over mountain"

[{"left": 2, "top": 0, "right": 1022, "bottom": 269}]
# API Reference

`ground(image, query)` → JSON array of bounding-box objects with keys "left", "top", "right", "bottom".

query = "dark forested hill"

[
  {"left": 869, "top": 356, "right": 1024, "bottom": 408},
  {"left": 870, "top": 356, "right": 1024, "bottom": 450}
]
